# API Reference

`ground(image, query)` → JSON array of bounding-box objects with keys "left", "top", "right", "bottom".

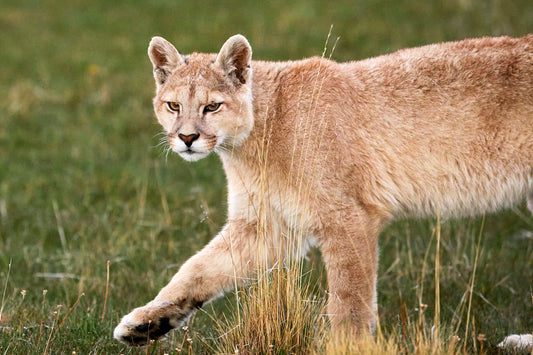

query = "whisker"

[
  {"left": 151, "top": 131, "right": 170, "bottom": 151},
  {"left": 164, "top": 146, "right": 172, "bottom": 162},
  {"left": 152, "top": 131, "right": 168, "bottom": 139},
  {"left": 150, "top": 132, "right": 174, "bottom": 161}
]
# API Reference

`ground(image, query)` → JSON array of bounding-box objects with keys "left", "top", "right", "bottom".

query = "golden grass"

[{"left": 208, "top": 220, "right": 491, "bottom": 354}]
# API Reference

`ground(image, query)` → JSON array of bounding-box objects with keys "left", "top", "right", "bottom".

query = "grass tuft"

[{"left": 213, "top": 266, "right": 328, "bottom": 354}]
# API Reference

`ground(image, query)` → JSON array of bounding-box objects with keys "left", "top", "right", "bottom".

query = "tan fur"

[{"left": 114, "top": 34, "right": 533, "bottom": 345}]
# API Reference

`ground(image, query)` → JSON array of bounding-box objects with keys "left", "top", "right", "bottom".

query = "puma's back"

[{"left": 338, "top": 35, "right": 533, "bottom": 218}]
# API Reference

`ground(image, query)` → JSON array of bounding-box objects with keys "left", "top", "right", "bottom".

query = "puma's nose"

[{"left": 178, "top": 133, "right": 200, "bottom": 147}]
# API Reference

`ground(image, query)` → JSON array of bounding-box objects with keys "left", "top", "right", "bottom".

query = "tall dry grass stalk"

[
  {"left": 434, "top": 214, "right": 442, "bottom": 354},
  {"left": 0, "top": 259, "right": 12, "bottom": 324},
  {"left": 462, "top": 215, "right": 485, "bottom": 355},
  {"left": 101, "top": 259, "right": 110, "bottom": 322}
]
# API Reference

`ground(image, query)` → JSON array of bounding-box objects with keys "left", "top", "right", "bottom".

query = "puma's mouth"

[
  {"left": 167, "top": 139, "right": 208, "bottom": 161},
  {"left": 178, "top": 149, "right": 210, "bottom": 162}
]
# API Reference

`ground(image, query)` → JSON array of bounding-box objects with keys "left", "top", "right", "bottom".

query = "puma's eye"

[
  {"left": 167, "top": 102, "right": 180, "bottom": 112},
  {"left": 204, "top": 102, "right": 222, "bottom": 113}
]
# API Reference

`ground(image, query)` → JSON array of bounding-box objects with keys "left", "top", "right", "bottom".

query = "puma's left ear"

[{"left": 216, "top": 34, "right": 252, "bottom": 85}]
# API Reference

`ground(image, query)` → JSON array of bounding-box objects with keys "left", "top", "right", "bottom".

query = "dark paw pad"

[{"left": 122, "top": 317, "right": 174, "bottom": 346}]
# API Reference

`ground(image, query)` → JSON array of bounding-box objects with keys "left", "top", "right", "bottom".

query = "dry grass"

[
  {"left": 213, "top": 266, "right": 327, "bottom": 354},
  {"left": 207, "top": 217, "right": 502, "bottom": 355}
]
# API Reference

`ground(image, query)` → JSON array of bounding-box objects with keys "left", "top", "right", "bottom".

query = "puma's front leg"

[
  {"left": 320, "top": 214, "right": 382, "bottom": 335},
  {"left": 114, "top": 220, "right": 259, "bottom": 346}
]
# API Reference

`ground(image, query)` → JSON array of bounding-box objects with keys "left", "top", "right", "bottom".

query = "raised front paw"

[{"left": 114, "top": 300, "right": 191, "bottom": 346}]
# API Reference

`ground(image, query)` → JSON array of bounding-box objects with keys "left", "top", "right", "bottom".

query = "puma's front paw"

[{"left": 114, "top": 300, "right": 194, "bottom": 346}]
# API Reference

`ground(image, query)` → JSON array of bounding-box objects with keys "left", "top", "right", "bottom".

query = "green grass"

[{"left": 1, "top": 0, "right": 532, "bottom": 353}]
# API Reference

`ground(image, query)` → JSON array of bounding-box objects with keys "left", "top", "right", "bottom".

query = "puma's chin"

[{"left": 178, "top": 150, "right": 210, "bottom": 162}]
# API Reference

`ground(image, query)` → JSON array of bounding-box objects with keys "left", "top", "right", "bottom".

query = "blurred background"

[{"left": 0, "top": 0, "right": 532, "bottom": 353}]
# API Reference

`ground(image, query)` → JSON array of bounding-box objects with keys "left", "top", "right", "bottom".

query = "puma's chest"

[{"left": 223, "top": 161, "right": 321, "bottom": 232}]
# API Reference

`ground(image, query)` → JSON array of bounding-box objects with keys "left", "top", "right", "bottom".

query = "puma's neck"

[
  {"left": 218, "top": 58, "right": 331, "bottom": 168},
  {"left": 217, "top": 60, "right": 283, "bottom": 166}
]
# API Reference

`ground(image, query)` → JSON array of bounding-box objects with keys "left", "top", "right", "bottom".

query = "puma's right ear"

[{"left": 148, "top": 37, "right": 184, "bottom": 86}]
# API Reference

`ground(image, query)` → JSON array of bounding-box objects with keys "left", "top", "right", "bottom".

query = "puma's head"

[{"left": 148, "top": 35, "right": 254, "bottom": 162}]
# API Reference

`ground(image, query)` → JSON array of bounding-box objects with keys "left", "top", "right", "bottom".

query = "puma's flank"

[{"left": 114, "top": 34, "right": 533, "bottom": 345}]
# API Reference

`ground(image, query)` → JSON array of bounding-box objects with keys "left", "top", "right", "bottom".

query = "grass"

[{"left": 1, "top": 0, "right": 533, "bottom": 353}]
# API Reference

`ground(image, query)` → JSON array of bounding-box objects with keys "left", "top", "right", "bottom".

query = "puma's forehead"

[
  {"left": 180, "top": 52, "right": 217, "bottom": 72},
  {"left": 160, "top": 88, "right": 227, "bottom": 106},
  {"left": 162, "top": 52, "right": 237, "bottom": 94}
]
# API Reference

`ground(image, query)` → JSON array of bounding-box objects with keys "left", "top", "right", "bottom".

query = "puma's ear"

[
  {"left": 148, "top": 36, "right": 184, "bottom": 86},
  {"left": 215, "top": 34, "right": 252, "bottom": 85}
]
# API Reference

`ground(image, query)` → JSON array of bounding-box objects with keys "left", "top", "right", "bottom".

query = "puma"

[{"left": 114, "top": 34, "right": 533, "bottom": 345}]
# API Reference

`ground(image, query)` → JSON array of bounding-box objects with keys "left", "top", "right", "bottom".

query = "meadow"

[{"left": 0, "top": 0, "right": 532, "bottom": 353}]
